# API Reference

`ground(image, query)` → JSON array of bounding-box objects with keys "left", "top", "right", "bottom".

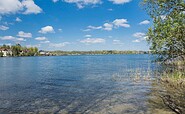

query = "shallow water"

[{"left": 0, "top": 55, "right": 174, "bottom": 113}]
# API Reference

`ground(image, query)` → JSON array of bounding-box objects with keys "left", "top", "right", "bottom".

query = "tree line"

[
  {"left": 0, "top": 44, "right": 38, "bottom": 57},
  {"left": 50, "top": 50, "right": 148, "bottom": 56},
  {"left": 142, "top": 0, "right": 185, "bottom": 62}
]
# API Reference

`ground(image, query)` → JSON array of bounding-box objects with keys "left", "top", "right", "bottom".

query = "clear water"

[{"left": 0, "top": 55, "right": 173, "bottom": 113}]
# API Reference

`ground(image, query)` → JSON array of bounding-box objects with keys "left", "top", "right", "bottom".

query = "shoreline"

[{"left": 0, "top": 53, "right": 150, "bottom": 58}]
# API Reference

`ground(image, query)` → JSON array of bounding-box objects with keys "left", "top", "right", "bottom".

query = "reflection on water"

[{"left": 0, "top": 55, "right": 178, "bottom": 113}]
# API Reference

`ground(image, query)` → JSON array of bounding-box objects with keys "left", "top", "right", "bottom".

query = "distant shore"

[
  {"left": 0, "top": 45, "right": 150, "bottom": 57},
  {"left": 47, "top": 50, "right": 150, "bottom": 56},
  {"left": 0, "top": 50, "right": 150, "bottom": 57}
]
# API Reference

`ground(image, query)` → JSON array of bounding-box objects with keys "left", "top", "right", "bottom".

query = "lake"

[{"left": 0, "top": 55, "right": 174, "bottom": 114}]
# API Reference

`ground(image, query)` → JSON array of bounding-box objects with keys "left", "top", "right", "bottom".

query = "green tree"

[
  {"left": 142, "top": 0, "right": 185, "bottom": 62},
  {"left": 2, "top": 44, "right": 11, "bottom": 49},
  {"left": 0, "top": 52, "right": 3, "bottom": 57},
  {"left": 11, "top": 44, "right": 22, "bottom": 56}
]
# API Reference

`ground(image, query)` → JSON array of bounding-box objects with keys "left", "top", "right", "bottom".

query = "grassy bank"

[{"left": 151, "top": 61, "right": 185, "bottom": 114}]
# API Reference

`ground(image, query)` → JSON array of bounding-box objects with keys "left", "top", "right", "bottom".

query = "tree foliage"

[
  {"left": 0, "top": 52, "right": 3, "bottom": 57},
  {"left": 12, "top": 44, "right": 22, "bottom": 56},
  {"left": 50, "top": 50, "right": 148, "bottom": 55},
  {"left": 142, "top": 0, "right": 185, "bottom": 62},
  {"left": 0, "top": 44, "right": 38, "bottom": 57}
]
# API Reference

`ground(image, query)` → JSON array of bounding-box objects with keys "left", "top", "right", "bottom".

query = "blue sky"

[{"left": 0, "top": 0, "right": 152, "bottom": 51}]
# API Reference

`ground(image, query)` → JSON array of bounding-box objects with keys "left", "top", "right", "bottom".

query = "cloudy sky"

[{"left": 0, "top": 0, "right": 151, "bottom": 51}]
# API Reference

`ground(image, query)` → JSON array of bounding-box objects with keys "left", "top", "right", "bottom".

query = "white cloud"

[
  {"left": 132, "top": 39, "right": 140, "bottom": 43},
  {"left": 16, "top": 17, "right": 22, "bottom": 22},
  {"left": 83, "top": 29, "right": 91, "bottom": 32},
  {"left": 103, "top": 23, "right": 113, "bottom": 31},
  {"left": 83, "top": 25, "right": 102, "bottom": 31},
  {"left": 0, "top": 25, "right": 9, "bottom": 30},
  {"left": 49, "top": 42, "right": 70, "bottom": 48},
  {"left": 1, "top": 35, "right": 26, "bottom": 42},
  {"left": 80, "top": 38, "right": 105, "bottom": 44},
  {"left": 113, "top": 40, "right": 124, "bottom": 45},
  {"left": 16, "top": 38, "right": 26, "bottom": 41},
  {"left": 133, "top": 32, "right": 145, "bottom": 38},
  {"left": 109, "top": 0, "right": 132, "bottom": 4},
  {"left": 58, "top": 28, "right": 62, "bottom": 32},
  {"left": 132, "top": 32, "right": 147, "bottom": 43},
  {"left": 22, "top": 0, "right": 42, "bottom": 14},
  {"left": 0, "top": 0, "right": 42, "bottom": 15},
  {"left": 113, "top": 18, "right": 130, "bottom": 28},
  {"left": 1, "top": 36, "right": 15, "bottom": 40},
  {"left": 17, "top": 31, "right": 32, "bottom": 38},
  {"left": 41, "top": 40, "right": 50, "bottom": 43},
  {"left": 84, "top": 34, "right": 92, "bottom": 37},
  {"left": 139, "top": 20, "right": 150, "bottom": 25},
  {"left": 84, "top": 18, "right": 130, "bottom": 31},
  {"left": 64, "top": 0, "right": 102, "bottom": 9},
  {"left": 39, "top": 26, "right": 55, "bottom": 34},
  {"left": 52, "top": 0, "right": 59, "bottom": 3},
  {"left": 88, "top": 25, "right": 102, "bottom": 30},
  {"left": 108, "top": 8, "right": 113, "bottom": 11},
  {"left": 35, "top": 37, "right": 47, "bottom": 41},
  {"left": 0, "top": 0, "right": 22, "bottom": 15}
]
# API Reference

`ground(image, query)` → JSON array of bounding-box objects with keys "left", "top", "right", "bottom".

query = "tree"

[
  {"left": 26, "top": 47, "right": 38, "bottom": 56},
  {"left": 0, "top": 52, "right": 3, "bottom": 57},
  {"left": 142, "top": 0, "right": 185, "bottom": 62},
  {"left": 11, "top": 44, "right": 22, "bottom": 56}
]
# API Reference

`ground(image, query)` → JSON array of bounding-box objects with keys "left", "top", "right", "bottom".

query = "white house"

[
  {"left": 39, "top": 50, "right": 51, "bottom": 56},
  {"left": 0, "top": 49, "right": 12, "bottom": 57}
]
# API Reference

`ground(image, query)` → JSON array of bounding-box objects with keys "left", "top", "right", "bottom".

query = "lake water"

[{"left": 0, "top": 55, "right": 174, "bottom": 114}]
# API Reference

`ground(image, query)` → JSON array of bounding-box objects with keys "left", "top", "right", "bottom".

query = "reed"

[{"left": 151, "top": 65, "right": 185, "bottom": 114}]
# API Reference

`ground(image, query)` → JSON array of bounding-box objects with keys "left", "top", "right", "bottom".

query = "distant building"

[
  {"left": 39, "top": 50, "right": 51, "bottom": 56},
  {"left": 39, "top": 50, "right": 46, "bottom": 55},
  {"left": 0, "top": 48, "right": 12, "bottom": 57}
]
